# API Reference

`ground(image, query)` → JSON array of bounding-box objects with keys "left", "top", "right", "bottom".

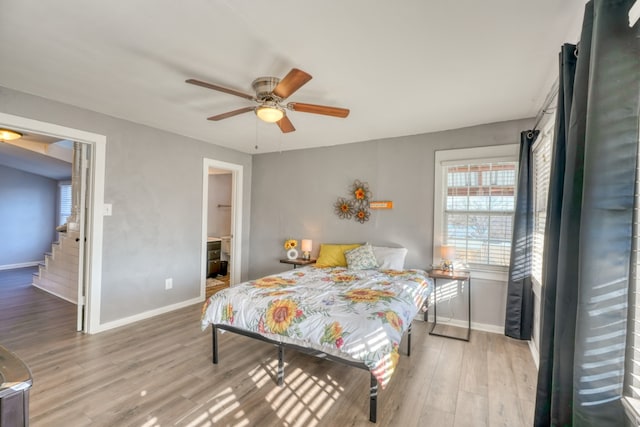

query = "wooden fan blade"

[
  {"left": 186, "top": 79, "right": 256, "bottom": 101},
  {"left": 277, "top": 115, "right": 296, "bottom": 133},
  {"left": 207, "top": 107, "right": 255, "bottom": 121},
  {"left": 273, "top": 68, "right": 312, "bottom": 99},
  {"left": 287, "top": 102, "right": 350, "bottom": 118}
]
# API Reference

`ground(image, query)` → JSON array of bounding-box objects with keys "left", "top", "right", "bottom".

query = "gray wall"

[
  {"left": 250, "top": 118, "right": 533, "bottom": 329},
  {"left": 0, "top": 165, "right": 57, "bottom": 267},
  {"left": 207, "top": 173, "right": 232, "bottom": 238},
  {"left": 0, "top": 86, "right": 252, "bottom": 324},
  {"left": 0, "top": 83, "right": 532, "bottom": 330}
]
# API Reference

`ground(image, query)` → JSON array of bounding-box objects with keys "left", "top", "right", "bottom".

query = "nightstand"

[
  {"left": 428, "top": 269, "right": 471, "bottom": 341},
  {"left": 279, "top": 258, "right": 317, "bottom": 269}
]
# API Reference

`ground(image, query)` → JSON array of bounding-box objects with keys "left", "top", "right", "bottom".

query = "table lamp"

[
  {"left": 440, "top": 245, "right": 456, "bottom": 272},
  {"left": 301, "top": 239, "right": 312, "bottom": 260}
]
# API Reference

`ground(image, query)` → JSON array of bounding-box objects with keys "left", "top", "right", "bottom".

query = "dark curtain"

[
  {"left": 505, "top": 129, "right": 539, "bottom": 340},
  {"left": 534, "top": 1, "right": 640, "bottom": 426}
]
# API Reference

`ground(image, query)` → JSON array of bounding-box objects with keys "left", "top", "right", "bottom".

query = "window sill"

[
  {"left": 531, "top": 277, "right": 542, "bottom": 296},
  {"left": 622, "top": 396, "right": 640, "bottom": 425}
]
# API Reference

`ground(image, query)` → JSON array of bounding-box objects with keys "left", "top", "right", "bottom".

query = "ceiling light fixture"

[
  {"left": 0, "top": 128, "right": 23, "bottom": 141},
  {"left": 255, "top": 103, "right": 284, "bottom": 123}
]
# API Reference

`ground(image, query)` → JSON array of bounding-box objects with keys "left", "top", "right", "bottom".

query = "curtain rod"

[
  {"left": 533, "top": 77, "right": 559, "bottom": 132},
  {"left": 533, "top": 43, "right": 582, "bottom": 132}
]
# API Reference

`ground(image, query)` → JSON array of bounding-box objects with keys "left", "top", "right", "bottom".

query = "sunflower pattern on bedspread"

[{"left": 200, "top": 266, "right": 433, "bottom": 389}]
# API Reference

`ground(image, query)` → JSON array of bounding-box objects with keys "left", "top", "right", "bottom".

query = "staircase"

[{"left": 32, "top": 231, "right": 79, "bottom": 304}]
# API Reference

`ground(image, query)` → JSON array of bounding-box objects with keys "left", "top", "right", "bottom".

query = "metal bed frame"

[{"left": 211, "top": 322, "right": 413, "bottom": 423}]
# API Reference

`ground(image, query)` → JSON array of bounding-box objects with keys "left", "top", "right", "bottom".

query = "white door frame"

[
  {"left": 0, "top": 112, "right": 106, "bottom": 334},
  {"left": 76, "top": 143, "right": 89, "bottom": 332},
  {"left": 202, "top": 158, "right": 243, "bottom": 294}
]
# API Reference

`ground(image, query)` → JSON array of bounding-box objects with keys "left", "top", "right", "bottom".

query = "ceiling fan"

[{"left": 186, "top": 68, "right": 349, "bottom": 133}]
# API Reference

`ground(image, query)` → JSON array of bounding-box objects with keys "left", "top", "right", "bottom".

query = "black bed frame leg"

[
  {"left": 407, "top": 322, "right": 412, "bottom": 357},
  {"left": 369, "top": 374, "right": 377, "bottom": 423},
  {"left": 212, "top": 325, "right": 218, "bottom": 364},
  {"left": 277, "top": 345, "right": 284, "bottom": 386}
]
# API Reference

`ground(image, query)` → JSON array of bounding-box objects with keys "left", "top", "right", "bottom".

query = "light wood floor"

[
  {"left": 0, "top": 267, "right": 537, "bottom": 427},
  {"left": 205, "top": 277, "right": 230, "bottom": 300}
]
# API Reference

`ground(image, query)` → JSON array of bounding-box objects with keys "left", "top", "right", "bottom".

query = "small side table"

[
  {"left": 428, "top": 269, "right": 471, "bottom": 341},
  {"left": 279, "top": 258, "right": 317, "bottom": 269}
]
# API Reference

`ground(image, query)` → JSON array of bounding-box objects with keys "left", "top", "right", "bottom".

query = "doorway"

[
  {"left": 0, "top": 112, "right": 106, "bottom": 333},
  {"left": 201, "top": 158, "right": 243, "bottom": 297}
]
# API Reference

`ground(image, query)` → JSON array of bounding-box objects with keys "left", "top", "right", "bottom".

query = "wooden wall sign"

[{"left": 370, "top": 201, "right": 393, "bottom": 210}]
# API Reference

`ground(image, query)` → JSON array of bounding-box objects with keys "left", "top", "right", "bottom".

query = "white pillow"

[{"left": 371, "top": 246, "right": 408, "bottom": 270}]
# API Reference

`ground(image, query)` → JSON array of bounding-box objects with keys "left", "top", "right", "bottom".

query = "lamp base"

[
  {"left": 302, "top": 251, "right": 310, "bottom": 261},
  {"left": 441, "top": 260, "right": 453, "bottom": 272}
]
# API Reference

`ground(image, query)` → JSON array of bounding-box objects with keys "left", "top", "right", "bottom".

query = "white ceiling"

[
  {"left": 0, "top": 1, "right": 585, "bottom": 154},
  {"left": 0, "top": 136, "right": 71, "bottom": 180}
]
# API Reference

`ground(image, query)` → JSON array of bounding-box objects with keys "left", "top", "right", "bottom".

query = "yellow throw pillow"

[{"left": 315, "top": 243, "right": 362, "bottom": 267}]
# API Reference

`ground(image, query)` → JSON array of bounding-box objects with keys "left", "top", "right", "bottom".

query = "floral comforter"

[{"left": 201, "top": 266, "right": 433, "bottom": 388}]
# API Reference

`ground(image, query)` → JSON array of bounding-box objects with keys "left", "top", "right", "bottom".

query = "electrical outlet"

[{"left": 165, "top": 278, "right": 173, "bottom": 290}]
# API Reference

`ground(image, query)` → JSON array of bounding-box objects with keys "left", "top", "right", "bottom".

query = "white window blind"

[
  {"left": 444, "top": 161, "right": 518, "bottom": 267},
  {"left": 625, "top": 132, "right": 640, "bottom": 409},
  {"left": 531, "top": 127, "right": 553, "bottom": 286},
  {"left": 58, "top": 183, "right": 72, "bottom": 226}
]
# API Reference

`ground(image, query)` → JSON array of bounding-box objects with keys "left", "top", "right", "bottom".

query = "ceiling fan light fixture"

[
  {"left": 0, "top": 128, "right": 23, "bottom": 141},
  {"left": 187, "top": 68, "right": 348, "bottom": 133},
  {"left": 256, "top": 105, "right": 284, "bottom": 123}
]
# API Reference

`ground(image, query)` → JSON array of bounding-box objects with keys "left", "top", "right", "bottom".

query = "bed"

[{"left": 200, "top": 262, "right": 433, "bottom": 423}]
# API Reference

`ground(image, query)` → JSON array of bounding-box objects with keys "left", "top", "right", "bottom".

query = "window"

[
  {"left": 531, "top": 122, "right": 554, "bottom": 286},
  {"left": 434, "top": 145, "right": 519, "bottom": 278},
  {"left": 58, "top": 182, "right": 72, "bottom": 226},
  {"left": 529, "top": 109, "right": 556, "bottom": 354}
]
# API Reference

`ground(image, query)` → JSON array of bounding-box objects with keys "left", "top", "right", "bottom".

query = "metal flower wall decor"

[
  {"left": 334, "top": 197, "right": 355, "bottom": 219},
  {"left": 334, "top": 179, "right": 372, "bottom": 224}
]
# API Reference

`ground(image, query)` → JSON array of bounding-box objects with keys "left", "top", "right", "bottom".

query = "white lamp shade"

[
  {"left": 301, "top": 239, "right": 312, "bottom": 252},
  {"left": 256, "top": 106, "right": 284, "bottom": 123},
  {"left": 440, "top": 244, "right": 456, "bottom": 260}
]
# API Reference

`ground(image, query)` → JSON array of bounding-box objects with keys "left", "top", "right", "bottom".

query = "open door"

[
  {"left": 0, "top": 111, "right": 107, "bottom": 334},
  {"left": 76, "top": 142, "right": 90, "bottom": 332},
  {"left": 202, "top": 158, "right": 243, "bottom": 297}
]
